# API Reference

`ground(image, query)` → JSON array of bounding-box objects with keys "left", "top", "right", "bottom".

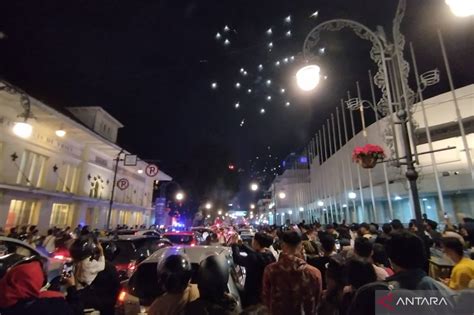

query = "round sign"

[
  {"left": 117, "top": 178, "right": 129, "bottom": 190},
  {"left": 145, "top": 164, "right": 159, "bottom": 177}
]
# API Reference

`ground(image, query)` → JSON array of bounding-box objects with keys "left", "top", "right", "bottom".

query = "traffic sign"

[
  {"left": 117, "top": 178, "right": 129, "bottom": 190},
  {"left": 145, "top": 164, "right": 159, "bottom": 177}
]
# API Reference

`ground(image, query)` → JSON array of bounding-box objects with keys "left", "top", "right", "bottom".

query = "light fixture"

[
  {"left": 342, "top": 204, "right": 348, "bottom": 208},
  {"left": 394, "top": 195, "right": 402, "bottom": 201},
  {"left": 250, "top": 204, "right": 256, "bottom": 209},
  {"left": 250, "top": 183, "right": 259, "bottom": 191},
  {"left": 446, "top": 0, "right": 474, "bottom": 17},
  {"left": 317, "top": 200, "right": 324, "bottom": 207},
  {"left": 205, "top": 202, "right": 212, "bottom": 210},
  {"left": 206, "top": 214, "right": 211, "bottom": 218},
  {"left": 296, "top": 65, "right": 321, "bottom": 91},
  {"left": 260, "top": 108, "right": 266, "bottom": 114},
  {"left": 348, "top": 192, "right": 357, "bottom": 200},
  {"left": 13, "top": 122, "right": 33, "bottom": 138},
  {"left": 278, "top": 191, "right": 286, "bottom": 199},
  {"left": 175, "top": 192, "right": 185, "bottom": 201},
  {"left": 235, "top": 82, "right": 241, "bottom": 88},
  {"left": 288, "top": 210, "right": 293, "bottom": 215},
  {"left": 218, "top": 210, "right": 223, "bottom": 215},
  {"left": 211, "top": 82, "right": 217, "bottom": 89},
  {"left": 228, "top": 203, "right": 233, "bottom": 207},
  {"left": 137, "top": 169, "right": 144, "bottom": 174},
  {"left": 55, "top": 128, "right": 66, "bottom": 137},
  {"left": 299, "top": 207, "right": 304, "bottom": 212}
]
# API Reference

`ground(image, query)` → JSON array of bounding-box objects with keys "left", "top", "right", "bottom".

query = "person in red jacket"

[
  {"left": 0, "top": 258, "right": 74, "bottom": 315},
  {"left": 262, "top": 231, "right": 322, "bottom": 315}
]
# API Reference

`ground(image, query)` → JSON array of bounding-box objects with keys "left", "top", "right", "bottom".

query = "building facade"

[
  {"left": 0, "top": 82, "right": 171, "bottom": 233},
  {"left": 270, "top": 84, "right": 474, "bottom": 224}
]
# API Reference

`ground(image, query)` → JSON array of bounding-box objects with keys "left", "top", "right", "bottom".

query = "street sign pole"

[{"left": 107, "top": 149, "right": 124, "bottom": 230}]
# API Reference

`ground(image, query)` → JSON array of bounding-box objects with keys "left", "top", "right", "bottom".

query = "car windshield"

[
  {"left": 164, "top": 234, "right": 193, "bottom": 244},
  {"left": 104, "top": 238, "right": 162, "bottom": 264}
]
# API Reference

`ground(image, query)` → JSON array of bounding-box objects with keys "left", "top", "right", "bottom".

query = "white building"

[
  {"left": 0, "top": 82, "right": 171, "bottom": 233},
  {"left": 271, "top": 84, "right": 474, "bottom": 224}
]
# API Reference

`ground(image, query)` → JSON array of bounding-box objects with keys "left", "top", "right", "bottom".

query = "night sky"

[{"left": 0, "top": 0, "right": 472, "bottom": 208}]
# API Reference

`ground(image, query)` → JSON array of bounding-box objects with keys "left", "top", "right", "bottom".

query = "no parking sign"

[{"left": 145, "top": 164, "right": 159, "bottom": 177}]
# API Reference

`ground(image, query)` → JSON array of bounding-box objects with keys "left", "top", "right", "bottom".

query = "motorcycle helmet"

[
  {"left": 69, "top": 236, "right": 101, "bottom": 262},
  {"left": 0, "top": 255, "right": 48, "bottom": 286},
  {"left": 197, "top": 254, "right": 230, "bottom": 298},
  {"left": 157, "top": 254, "right": 192, "bottom": 294}
]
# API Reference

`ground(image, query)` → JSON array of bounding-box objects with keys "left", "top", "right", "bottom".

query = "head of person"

[
  {"left": 372, "top": 243, "right": 391, "bottom": 268},
  {"left": 390, "top": 219, "right": 404, "bottom": 231},
  {"left": 281, "top": 231, "right": 302, "bottom": 255},
  {"left": 358, "top": 223, "right": 370, "bottom": 236},
  {"left": 252, "top": 232, "right": 274, "bottom": 251},
  {"left": 0, "top": 256, "right": 52, "bottom": 308},
  {"left": 346, "top": 258, "right": 377, "bottom": 289},
  {"left": 47, "top": 229, "right": 53, "bottom": 236},
  {"left": 442, "top": 237, "right": 464, "bottom": 263},
  {"left": 382, "top": 223, "right": 392, "bottom": 235},
  {"left": 326, "top": 224, "right": 335, "bottom": 234},
  {"left": 354, "top": 237, "right": 373, "bottom": 259},
  {"left": 197, "top": 254, "right": 230, "bottom": 299},
  {"left": 69, "top": 236, "right": 101, "bottom": 262},
  {"left": 157, "top": 254, "right": 192, "bottom": 294},
  {"left": 386, "top": 231, "right": 426, "bottom": 272},
  {"left": 326, "top": 256, "right": 346, "bottom": 291},
  {"left": 408, "top": 220, "right": 418, "bottom": 232},
  {"left": 424, "top": 219, "right": 437, "bottom": 232},
  {"left": 337, "top": 227, "right": 351, "bottom": 240},
  {"left": 320, "top": 234, "right": 336, "bottom": 255},
  {"left": 350, "top": 223, "right": 360, "bottom": 233}
]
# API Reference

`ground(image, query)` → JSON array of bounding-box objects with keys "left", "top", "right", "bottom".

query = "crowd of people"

[{"left": 0, "top": 215, "right": 474, "bottom": 315}]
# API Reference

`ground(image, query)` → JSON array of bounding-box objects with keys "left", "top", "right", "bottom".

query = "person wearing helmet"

[
  {"left": 0, "top": 257, "right": 74, "bottom": 315},
  {"left": 148, "top": 254, "right": 199, "bottom": 315},
  {"left": 65, "top": 236, "right": 120, "bottom": 315},
  {"left": 185, "top": 254, "right": 239, "bottom": 315}
]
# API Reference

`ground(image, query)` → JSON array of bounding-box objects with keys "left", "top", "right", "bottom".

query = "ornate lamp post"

[{"left": 297, "top": 0, "right": 425, "bottom": 224}]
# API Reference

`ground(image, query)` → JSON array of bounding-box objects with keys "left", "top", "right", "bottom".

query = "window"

[
  {"left": 16, "top": 151, "right": 48, "bottom": 187},
  {"left": 50, "top": 203, "right": 72, "bottom": 227},
  {"left": 5, "top": 199, "right": 38, "bottom": 229},
  {"left": 56, "top": 163, "right": 79, "bottom": 193}
]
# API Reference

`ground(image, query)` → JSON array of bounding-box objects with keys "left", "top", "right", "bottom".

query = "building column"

[
  {"left": 37, "top": 198, "right": 54, "bottom": 233},
  {"left": 0, "top": 192, "right": 14, "bottom": 229}
]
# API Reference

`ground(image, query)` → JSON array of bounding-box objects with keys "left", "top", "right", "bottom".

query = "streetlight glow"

[
  {"left": 348, "top": 191, "right": 357, "bottom": 200},
  {"left": 278, "top": 192, "right": 286, "bottom": 199},
  {"left": 250, "top": 204, "right": 255, "bottom": 209},
  {"left": 296, "top": 65, "right": 321, "bottom": 91},
  {"left": 446, "top": 0, "right": 474, "bottom": 17},
  {"left": 218, "top": 210, "right": 223, "bottom": 215},
  {"left": 317, "top": 200, "right": 324, "bottom": 207},
  {"left": 299, "top": 207, "right": 304, "bottom": 212},
  {"left": 13, "top": 122, "right": 33, "bottom": 138},
  {"left": 205, "top": 202, "right": 212, "bottom": 210},
  {"left": 250, "top": 183, "right": 259, "bottom": 191},
  {"left": 175, "top": 192, "right": 185, "bottom": 201}
]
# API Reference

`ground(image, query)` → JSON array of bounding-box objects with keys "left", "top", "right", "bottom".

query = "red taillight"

[
  {"left": 53, "top": 255, "right": 65, "bottom": 260},
  {"left": 53, "top": 249, "right": 71, "bottom": 262},
  {"left": 118, "top": 290, "right": 127, "bottom": 303},
  {"left": 128, "top": 261, "right": 137, "bottom": 272}
]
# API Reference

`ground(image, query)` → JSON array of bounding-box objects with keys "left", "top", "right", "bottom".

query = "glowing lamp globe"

[
  {"left": 317, "top": 200, "right": 324, "bottom": 207},
  {"left": 348, "top": 191, "right": 357, "bottom": 200},
  {"left": 250, "top": 183, "right": 259, "bottom": 191},
  {"left": 55, "top": 129, "right": 66, "bottom": 137},
  {"left": 176, "top": 192, "right": 185, "bottom": 201},
  {"left": 13, "top": 122, "right": 33, "bottom": 138},
  {"left": 278, "top": 192, "right": 286, "bottom": 199},
  {"left": 446, "top": 0, "right": 474, "bottom": 17},
  {"left": 296, "top": 65, "right": 321, "bottom": 91}
]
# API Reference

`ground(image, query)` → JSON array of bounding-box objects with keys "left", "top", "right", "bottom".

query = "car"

[
  {"left": 116, "top": 245, "right": 244, "bottom": 315},
  {"left": 102, "top": 235, "right": 172, "bottom": 281},
  {"left": 107, "top": 229, "right": 161, "bottom": 237},
  {"left": 0, "top": 236, "right": 64, "bottom": 289},
  {"left": 162, "top": 231, "right": 198, "bottom": 246}
]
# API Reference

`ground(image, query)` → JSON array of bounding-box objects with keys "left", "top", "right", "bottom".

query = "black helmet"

[
  {"left": 69, "top": 236, "right": 100, "bottom": 261},
  {"left": 103, "top": 241, "right": 118, "bottom": 261},
  {"left": 197, "top": 254, "right": 230, "bottom": 298},
  {"left": 157, "top": 254, "right": 192, "bottom": 294}
]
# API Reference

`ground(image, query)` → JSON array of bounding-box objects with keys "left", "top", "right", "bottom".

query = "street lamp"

[
  {"left": 250, "top": 204, "right": 255, "bottom": 210},
  {"left": 446, "top": 0, "right": 474, "bottom": 17},
  {"left": 205, "top": 202, "right": 212, "bottom": 210},
  {"left": 278, "top": 191, "right": 286, "bottom": 199},
  {"left": 55, "top": 129, "right": 66, "bottom": 138},
  {"left": 218, "top": 210, "right": 223, "bottom": 215},
  {"left": 250, "top": 183, "right": 259, "bottom": 191},
  {"left": 175, "top": 192, "right": 185, "bottom": 201},
  {"left": 296, "top": 65, "right": 321, "bottom": 91},
  {"left": 348, "top": 192, "right": 357, "bottom": 200},
  {"left": 317, "top": 200, "right": 324, "bottom": 207}
]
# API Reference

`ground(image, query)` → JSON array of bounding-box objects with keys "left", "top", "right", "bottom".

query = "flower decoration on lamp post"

[{"left": 352, "top": 144, "right": 385, "bottom": 169}]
